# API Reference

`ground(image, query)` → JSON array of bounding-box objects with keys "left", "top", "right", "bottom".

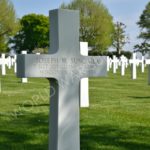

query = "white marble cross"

[
  {"left": 17, "top": 9, "right": 107, "bottom": 150},
  {"left": 120, "top": 55, "right": 128, "bottom": 76},
  {"left": 138, "top": 56, "right": 145, "bottom": 73},
  {"left": 107, "top": 56, "right": 112, "bottom": 71},
  {"left": 12, "top": 55, "right": 17, "bottom": 73},
  {"left": 129, "top": 53, "right": 138, "bottom": 79},
  {"left": 80, "top": 42, "right": 89, "bottom": 107},
  {"left": 112, "top": 55, "right": 119, "bottom": 73},
  {"left": 21, "top": 51, "right": 28, "bottom": 83},
  {"left": 0, "top": 54, "right": 6, "bottom": 75},
  {"left": 145, "top": 52, "right": 150, "bottom": 84},
  {"left": 7, "top": 56, "right": 12, "bottom": 69}
]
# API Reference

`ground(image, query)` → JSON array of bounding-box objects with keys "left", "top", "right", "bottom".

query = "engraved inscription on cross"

[{"left": 17, "top": 9, "right": 107, "bottom": 150}]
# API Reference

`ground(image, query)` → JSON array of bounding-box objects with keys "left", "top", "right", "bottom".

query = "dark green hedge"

[{"left": 89, "top": 50, "right": 132, "bottom": 59}]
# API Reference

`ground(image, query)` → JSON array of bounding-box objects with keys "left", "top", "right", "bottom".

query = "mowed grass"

[{"left": 0, "top": 66, "right": 150, "bottom": 150}]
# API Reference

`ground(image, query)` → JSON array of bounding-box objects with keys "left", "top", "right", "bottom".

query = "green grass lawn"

[{"left": 0, "top": 67, "right": 150, "bottom": 150}]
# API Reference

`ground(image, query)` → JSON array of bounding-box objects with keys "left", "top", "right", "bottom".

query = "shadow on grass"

[
  {"left": 15, "top": 103, "right": 49, "bottom": 107},
  {"left": 0, "top": 113, "right": 150, "bottom": 150},
  {"left": 81, "top": 125, "right": 150, "bottom": 150},
  {"left": 128, "top": 96, "right": 150, "bottom": 99},
  {"left": 0, "top": 113, "right": 49, "bottom": 150}
]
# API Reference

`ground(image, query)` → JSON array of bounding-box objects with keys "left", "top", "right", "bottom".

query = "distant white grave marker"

[
  {"left": 7, "top": 56, "right": 11, "bottom": 69},
  {"left": 112, "top": 55, "right": 118, "bottom": 73},
  {"left": 139, "top": 56, "right": 145, "bottom": 73},
  {"left": 146, "top": 52, "right": 150, "bottom": 85},
  {"left": 129, "top": 53, "right": 138, "bottom": 80},
  {"left": 107, "top": 56, "right": 112, "bottom": 71},
  {"left": 120, "top": 55, "right": 128, "bottom": 76},
  {"left": 80, "top": 42, "right": 89, "bottom": 107},
  {"left": 13, "top": 55, "right": 17, "bottom": 73},
  {"left": 21, "top": 51, "right": 28, "bottom": 83},
  {"left": 0, "top": 54, "right": 6, "bottom": 75}
]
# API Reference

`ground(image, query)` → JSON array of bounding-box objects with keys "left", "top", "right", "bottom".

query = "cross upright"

[
  {"left": 139, "top": 56, "right": 145, "bottom": 73},
  {"left": 146, "top": 51, "right": 150, "bottom": 84},
  {"left": 112, "top": 55, "right": 118, "bottom": 73},
  {"left": 129, "top": 53, "right": 138, "bottom": 79},
  {"left": 17, "top": 9, "right": 107, "bottom": 150},
  {"left": 120, "top": 55, "right": 127, "bottom": 76},
  {"left": 0, "top": 54, "right": 6, "bottom": 75}
]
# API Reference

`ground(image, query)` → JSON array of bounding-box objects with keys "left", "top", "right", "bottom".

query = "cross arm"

[
  {"left": 78, "top": 56, "right": 107, "bottom": 78},
  {"left": 17, "top": 54, "right": 59, "bottom": 78},
  {"left": 17, "top": 54, "right": 107, "bottom": 79}
]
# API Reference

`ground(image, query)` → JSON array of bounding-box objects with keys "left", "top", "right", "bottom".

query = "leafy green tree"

[
  {"left": 134, "top": 42, "right": 150, "bottom": 55},
  {"left": 137, "top": 2, "right": 150, "bottom": 40},
  {"left": 10, "top": 14, "right": 49, "bottom": 53},
  {"left": 135, "top": 2, "right": 150, "bottom": 54},
  {"left": 61, "top": 0, "right": 114, "bottom": 53},
  {"left": 112, "top": 22, "right": 129, "bottom": 55},
  {"left": 0, "top": 0, "right": 19, "bottom": 52}
]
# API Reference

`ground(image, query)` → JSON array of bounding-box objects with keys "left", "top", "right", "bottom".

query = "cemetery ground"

[{"left": 0, "top": 67, "right": 150, "bottom": 150}]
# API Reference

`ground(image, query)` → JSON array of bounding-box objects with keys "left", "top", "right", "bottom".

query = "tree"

[
  {"left": 0, "top": 0, "right": 19, "bottom": 52},
  {"left": 61, "top": 0, "right": 114, "bottom": 53},
  {"left": 134, "top": 42, "right": 150, "bottom": 55},
  {"left": 10, "top": 14, "right": 49, "bottom": 53},
  {"left": 135, "top": 2, "right": 150, "bottom": 54},
  {"left": 137, "top": 2, "right": 150, "bottom": 40},
  {"left": 112, "top": 22, "right": 129, "bottom": 55}
]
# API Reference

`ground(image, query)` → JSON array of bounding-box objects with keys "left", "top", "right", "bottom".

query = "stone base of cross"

[{"left": 17, "top": 9, "right": 107, "bottom": 150}]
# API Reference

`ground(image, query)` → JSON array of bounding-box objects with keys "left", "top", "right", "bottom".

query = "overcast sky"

[{"left": 11, "top": 0, "right": 149, "bottom": 51}]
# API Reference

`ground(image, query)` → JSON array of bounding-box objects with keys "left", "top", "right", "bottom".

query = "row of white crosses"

[
  {"left": 0, "top": 49, "right": 148, "bottom": 110},
  {"left": 107, "top": 53, "right": 146, "bottom": 79},
  {"left": 0, "top": 54, "right": 17, "bottom": 75},
  {"left": 107, "top": 55, "right": 129, "bottom": 75},
  {"left": 0, "top": 51, "right": 39, "bottom": 83},
  {"left": 21, "top": 51, "right": 41, "bottom": 83}
]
